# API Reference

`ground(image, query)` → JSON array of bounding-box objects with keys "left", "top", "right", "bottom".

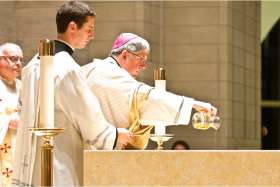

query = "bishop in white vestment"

[{"left": 82, "top": 33, "right": 217, "bottom": 149}]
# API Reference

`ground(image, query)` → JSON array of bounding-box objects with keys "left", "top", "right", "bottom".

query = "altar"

[{"left": 84, "top": 150, "right": 280, "bottom": 186}]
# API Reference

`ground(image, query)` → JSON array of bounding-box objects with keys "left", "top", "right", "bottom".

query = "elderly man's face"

[
  {"left": 0, "top": 47, "right": 23, "bottom": 81},
  {"left": 121, "top": 49, "right": 148, "bottom": 78}
]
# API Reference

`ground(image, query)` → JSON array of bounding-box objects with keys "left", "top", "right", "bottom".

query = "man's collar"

[
  {"left": 109, "top": 56, "right": 121, "bottom": 67},
  {"left": 37, "top": 40, "right": 74, "bottom": 59},
  {"left": 56, "top": 39, "right": 75, "bottom": 51},
  {"left": 54, "top": 40, "right": 74, "bottom": 55}
]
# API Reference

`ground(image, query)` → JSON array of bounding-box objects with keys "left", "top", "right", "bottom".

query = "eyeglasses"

[
  {"left": 0, "top": 56, "right": 24, "bottom": 64},
  {"left": 127, "top": 50, "right": 147, "bottom": 63}
]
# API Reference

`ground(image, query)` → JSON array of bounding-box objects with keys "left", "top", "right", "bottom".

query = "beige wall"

[
  {"left": 166, "top": 1, "right": 261, "bottom": 150},
  {"left": 0, "top": 1, "right": 261, "bottom": 149},
  {"left": 229, "top": 1, "right": 261, "bottom": 149},
  {"left": 0, "top": 2, "right": 16, "bottom": 43}
]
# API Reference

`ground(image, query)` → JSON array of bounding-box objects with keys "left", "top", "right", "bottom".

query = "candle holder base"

[
  {"left": 29, "top": 127, "right": 64, "bottom": 186},
  {"left": 29, "top": 127, "right": 64, "bottom": 137},
  {"left": 150, "top": 134, "right": 174, "bottom": 150}
]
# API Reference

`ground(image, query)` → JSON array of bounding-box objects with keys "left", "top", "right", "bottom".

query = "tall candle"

[
  {"left": 154, "top": 67, "right": 166, "bottom": 91},
  {"left": 38, "top": 39, "right": 55, "bottom": 128},
  {"left": 154, "top": 68, "right": 166, "bottom": 134}
]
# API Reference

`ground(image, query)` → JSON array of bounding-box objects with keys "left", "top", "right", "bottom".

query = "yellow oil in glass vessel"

[{"left": 192, "top": 111, "right": 221, "bottom": 130}]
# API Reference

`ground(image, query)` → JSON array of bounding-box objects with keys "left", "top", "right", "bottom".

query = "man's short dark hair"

[{"left": 56, "top": 1, "right": 95, "bottom": 33}]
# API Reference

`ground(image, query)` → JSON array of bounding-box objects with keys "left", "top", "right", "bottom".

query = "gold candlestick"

[
  {"left": 29, "top": 128, "right": 64, "bottom": 186},
  {"left": 29, "top": 39, "right": 64, "bottom": 186}
]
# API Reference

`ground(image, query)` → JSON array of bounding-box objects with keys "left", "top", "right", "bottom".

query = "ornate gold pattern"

[{"left": 0, "top": 131, "right": 13, "bottom": 186}]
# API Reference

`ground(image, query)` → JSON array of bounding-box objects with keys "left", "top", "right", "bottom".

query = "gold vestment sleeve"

[{"left": 125, "top": 84, "right": 153, "bottom": 150}]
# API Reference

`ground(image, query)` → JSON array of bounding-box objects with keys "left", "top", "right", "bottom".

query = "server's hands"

[{"left": 116, "top": 128, "right": 132, "bottom": 148}]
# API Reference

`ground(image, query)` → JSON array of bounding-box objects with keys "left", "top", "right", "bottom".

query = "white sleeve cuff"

[{"left": 175, "top": 97, "right": 194, "bottom": 125}]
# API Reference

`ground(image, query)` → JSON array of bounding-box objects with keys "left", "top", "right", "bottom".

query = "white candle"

[
  {"left": 38, "top": 40, "right": 55, "bottom": 128},
  {"left": 155, "top": 124, "right": 166, "bottom": 135},
  {"left": 154, "top": 67, "right": 166, "bottom": 91},
  {"left": 155, "top": 80, "right": 166, "bottom": 91},
  {"left": 154, "top": 68, "right": 166, "bottom": 135}
]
